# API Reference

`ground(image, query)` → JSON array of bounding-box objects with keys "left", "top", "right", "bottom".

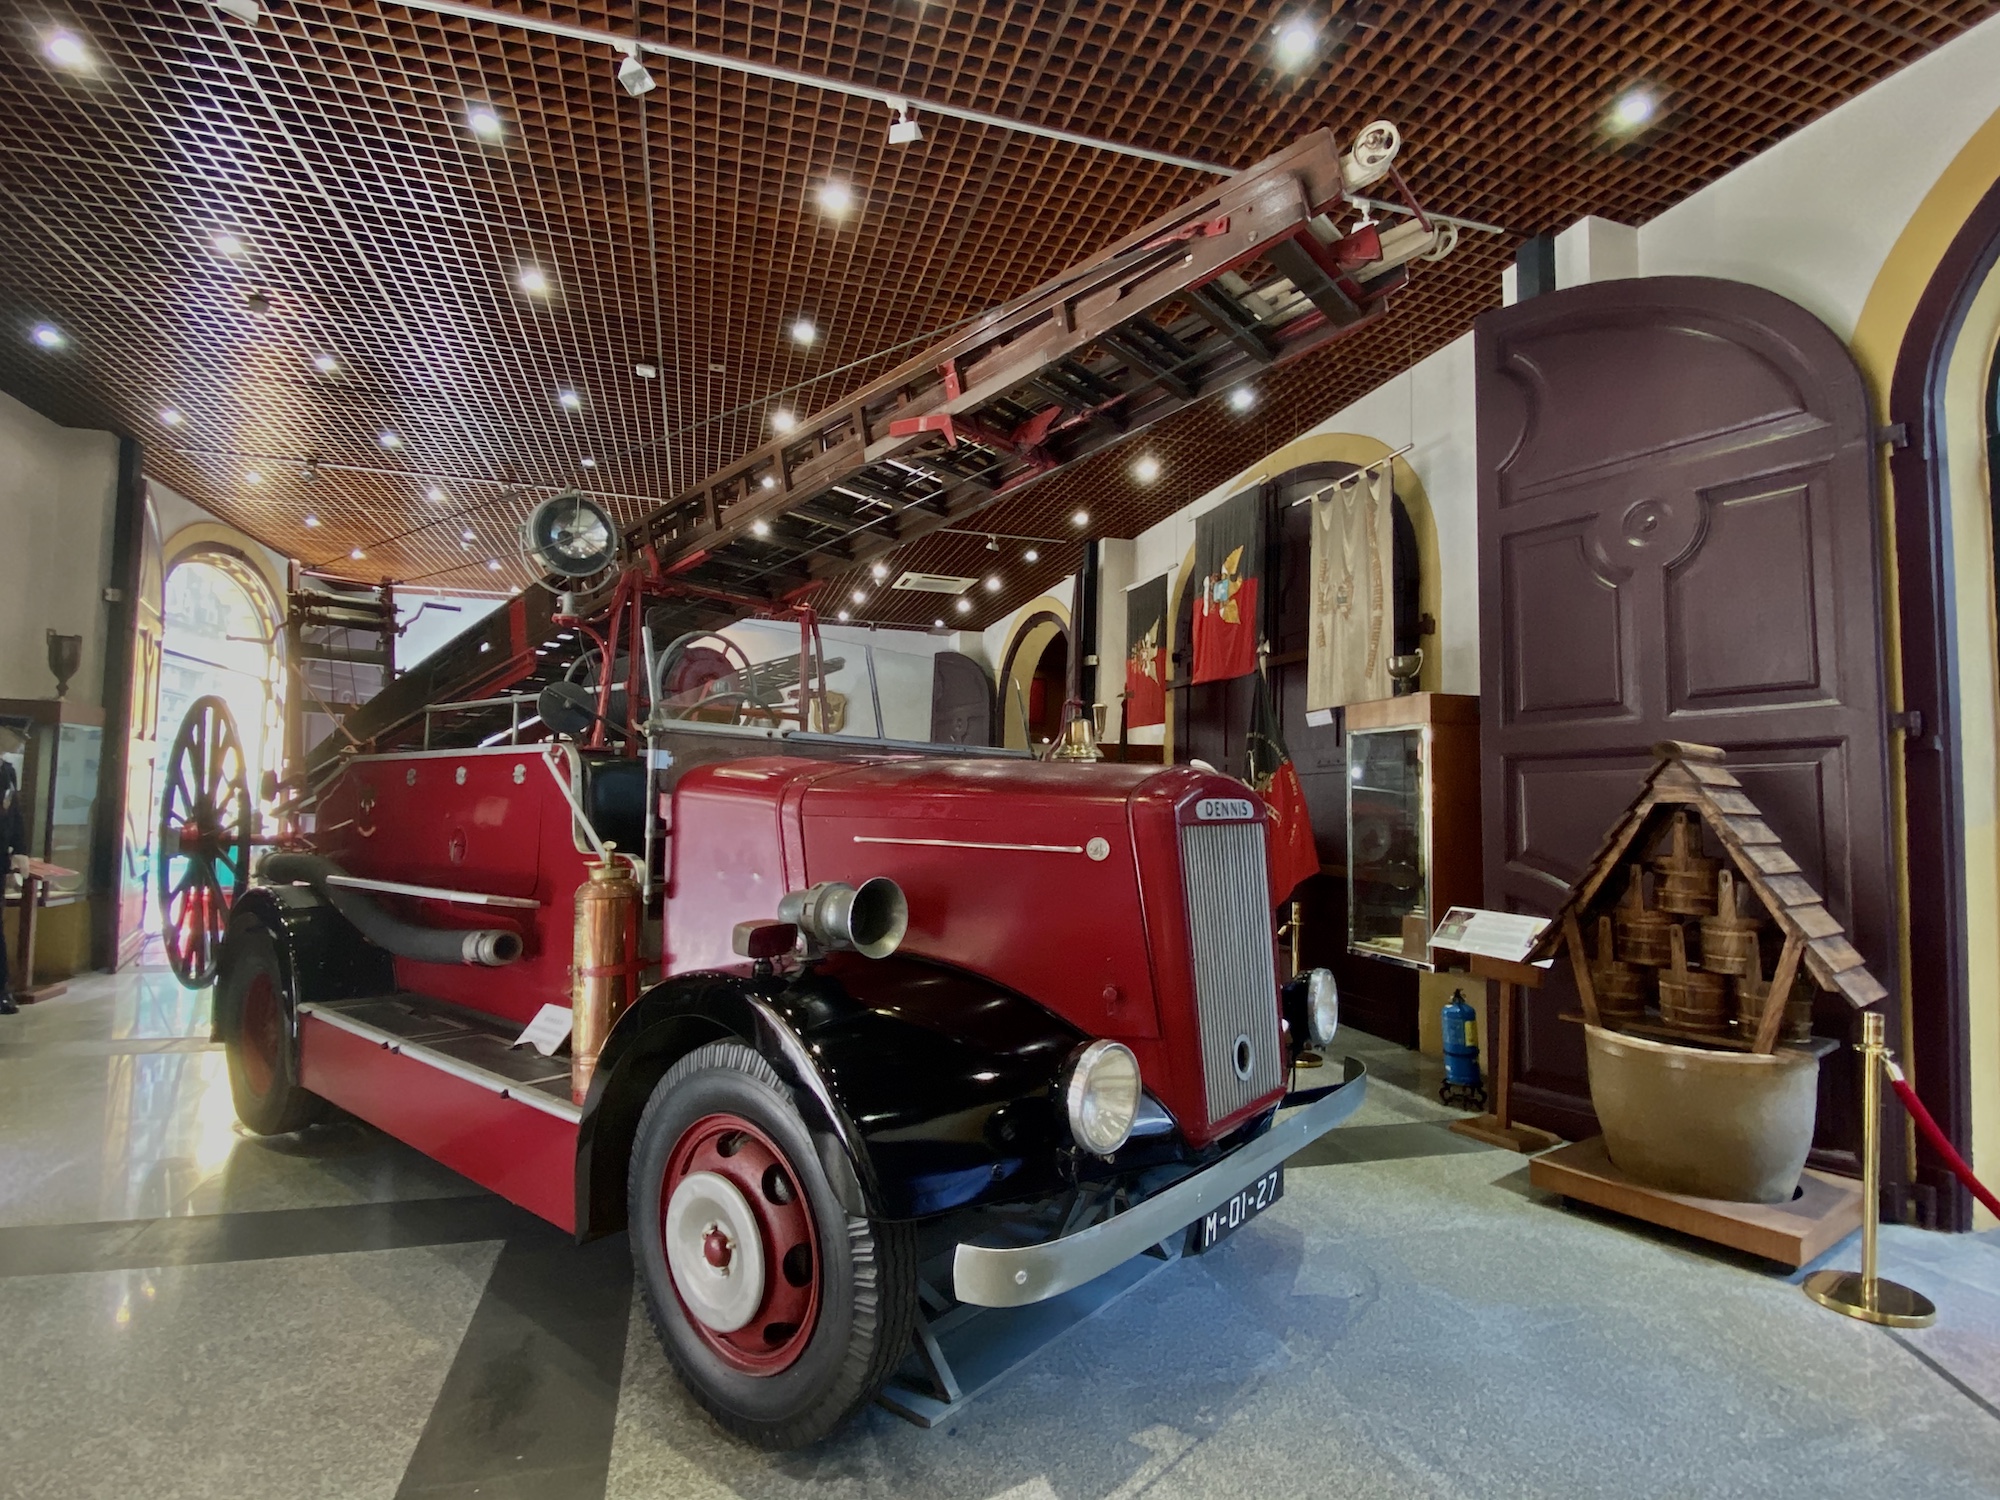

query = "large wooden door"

[{"left": 1476, "top": 277, "right": 1892, "bottom": 1169}]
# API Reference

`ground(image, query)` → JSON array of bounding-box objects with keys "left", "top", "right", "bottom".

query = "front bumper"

[{"left": 951, "top": 1056, "right": 1367, "bottom": 1308}]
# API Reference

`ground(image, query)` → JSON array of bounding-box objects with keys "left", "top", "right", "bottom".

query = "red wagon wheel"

[{"left": 157, "top": 695, "right": 254, "bottom": 988}]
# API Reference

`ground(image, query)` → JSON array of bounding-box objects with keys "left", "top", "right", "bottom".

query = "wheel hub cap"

[{"left": 664, "top": 1171, "right": 765, "bottom": 1333}]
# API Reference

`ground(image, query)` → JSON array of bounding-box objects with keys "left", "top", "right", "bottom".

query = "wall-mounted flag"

[
  {"left": 1123, "top": 574, "right": 1168, "bottom": 728},
  {"left": 1192, "top": 489, "right": 1262, "bottom": 684}
]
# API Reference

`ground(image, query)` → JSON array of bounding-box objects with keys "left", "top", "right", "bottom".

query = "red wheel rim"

[
  {"left": 659, "top": 1113, "right": 821, "bottom": 1375},
  {"left": 239, "top": 972, "right": 281, "bottom": 1098}
]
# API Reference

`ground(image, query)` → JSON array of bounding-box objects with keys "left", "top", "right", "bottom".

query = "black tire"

[
  {"left": 629, "top": 1040, "right": 917, "bottom": 1449},
  {"left": 217, "top": 922, "right": 326, "bottom": 1135}
]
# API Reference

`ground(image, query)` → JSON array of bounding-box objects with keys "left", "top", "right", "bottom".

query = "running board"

[{"left": 300, "top": 996, "right": 580, "bottom": 1122}]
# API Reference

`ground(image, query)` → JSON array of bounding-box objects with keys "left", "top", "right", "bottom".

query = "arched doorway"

[
  {"left": 148, "top": 551, "right": 282, "bottom": 935},
  {"left": 997, "top": 609, "right": 1070, "bottom": 752}
]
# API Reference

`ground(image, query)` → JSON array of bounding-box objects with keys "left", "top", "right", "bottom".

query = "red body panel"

[
  {"left": 313, "top": 748, "right": 591, "bottom": 1024},
  {"left": 660, "top": 755, "right": 1279, "bottom": 1147},
  {"left": 298, "top": 1015, "right": 577, "bottom": 1230}
]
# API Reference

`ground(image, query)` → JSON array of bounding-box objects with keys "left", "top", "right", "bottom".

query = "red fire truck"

[{"left": 157, "top": 123, "right": 1455, "bottom": 1447}]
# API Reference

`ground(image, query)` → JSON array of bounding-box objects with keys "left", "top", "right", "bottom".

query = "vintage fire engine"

[{"left": 156, "top": 124, "right": 1455, "bottom": 1447}]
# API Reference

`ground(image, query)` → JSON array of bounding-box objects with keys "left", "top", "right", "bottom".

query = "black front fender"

[{"left": 574, "top": 953, "right": 1086, "bottom": 1239}]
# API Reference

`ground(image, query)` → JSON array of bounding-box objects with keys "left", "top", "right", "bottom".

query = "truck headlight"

[
  {"left": 1306, "top": 968, "right": 1340, "bottom": 1047},
  {"left": 1063, "top": 1040, "right": 1141, "bottom": 1156}
]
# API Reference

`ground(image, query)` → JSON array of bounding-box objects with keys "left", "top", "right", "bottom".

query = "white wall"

[
  {"left": 0, "top": 389, "right": 120, "bottom": 705},
  {"left": 1639, "top": 10, "right": 2000, "bottom": 342}
]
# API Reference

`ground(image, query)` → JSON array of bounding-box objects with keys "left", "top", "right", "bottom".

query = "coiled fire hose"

[{"left": 1885, "top": 1056, "right": 2000, "bottom": 1220}]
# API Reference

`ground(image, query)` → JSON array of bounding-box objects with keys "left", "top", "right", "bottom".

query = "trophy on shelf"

[
  {"left": 1387, "top": 647, "right": 1423, "bottom": 696},
  {"left": 46, "top": 630, "right": 82, "bottom": 700}
]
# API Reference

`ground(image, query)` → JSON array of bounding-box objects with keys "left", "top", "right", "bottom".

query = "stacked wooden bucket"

[{"left": 1590, "top": 813, "right": 1810, "bottom": 1043}]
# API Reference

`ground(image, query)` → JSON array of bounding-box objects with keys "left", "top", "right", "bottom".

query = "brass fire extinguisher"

[{"left": 571, "top": 846, "right": 641, "bottom": 1104}]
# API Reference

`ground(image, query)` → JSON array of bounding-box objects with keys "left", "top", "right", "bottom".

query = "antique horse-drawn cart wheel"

[{"left": 156, "top": 695, "right": 254, "bottom": 987}]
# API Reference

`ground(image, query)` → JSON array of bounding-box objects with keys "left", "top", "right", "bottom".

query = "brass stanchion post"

[{"left": 1802, "top": 1011, "right": 1936, "bottom": 1327}]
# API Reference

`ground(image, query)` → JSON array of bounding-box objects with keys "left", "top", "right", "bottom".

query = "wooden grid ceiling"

[{"left": 1, "top": 1, "right": 1993, "bottom": 631}]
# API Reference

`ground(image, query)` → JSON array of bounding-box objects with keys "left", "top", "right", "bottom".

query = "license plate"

[{"left": 1188, "top": 1166, "right": 1283, "bottom": 1254}]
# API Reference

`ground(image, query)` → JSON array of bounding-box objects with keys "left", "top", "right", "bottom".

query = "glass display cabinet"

[
  {"left": 0, "top": 697, "right": 104, "bottom": 990},
  {"left": 1345, "top": 693, "right": 1482, "bottom": 969}
]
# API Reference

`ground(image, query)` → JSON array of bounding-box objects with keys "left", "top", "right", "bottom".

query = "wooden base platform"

[
  {"left": 1529, "top": 1136, "right": 1861, "bottom": 1267},
  {"left": 1448, "top": 1114, "right": 1562, "bottom": 1153}
]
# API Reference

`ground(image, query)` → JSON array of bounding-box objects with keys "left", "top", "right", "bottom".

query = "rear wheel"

[
  {"left": 217, "top": 923, "right": 325, "bottom": 1135},
  {"left": 629, "top": 1041, "right": 916, "bottom": 1449}
]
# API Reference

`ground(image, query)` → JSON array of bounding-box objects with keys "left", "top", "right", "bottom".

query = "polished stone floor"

[{"left": 3, "top": 959, "right": 1998, "bottom": 1500}]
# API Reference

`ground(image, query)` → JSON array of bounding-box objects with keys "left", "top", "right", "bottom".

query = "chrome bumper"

[{"left": 951, "top": 1057, "right": 1367, "bottom": 1308}]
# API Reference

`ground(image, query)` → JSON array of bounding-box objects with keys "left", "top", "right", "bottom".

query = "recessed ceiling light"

[
  {"left": 985, "top": 575, "right": 1001, "bottom": 592},
  {"left": 871, "top": 562, "right": 889, "bottom": 581},
  {"left": 517, "top": 266, "right": 550, "bottom": 296},
  {"left": 313, "top": 353, "right": 339, "bottom": 375},
  {"left": 350, "top": 547, "right": 366, "bottom": 560},
  {"left": 1274, "top": 16, "right": 1317, "bottom": 66},
  {"left": 461, "top": 527, "right": 476, "bottom": 542},
  {"left": 955, "top": 597, "right": 973, "bottom": 614},
  {"left": 934, "top": 617, "right": 944, "bottom": 628},
  {"left": 1610, "top": 88, "right": 1656, "bottom": 130},
  {"left": 751, "top": 520, "right": 771, "bottom": 537},
  {"left": 378, "top": 430, "right": 401, "bottom": 448},
  {"left": 633, "top": 363, "right": 657, "bottom": 379},
  {"left": 244, "top": 469, "right": 263, "bottom": 485},
  {"left": 1071, "top": 509, "right": 1089, "bottom": 528},
  {"left": 426, "top": 485, "right": 445, "bottom": 502},
  {"left": 1228, "top": 386, "right": 1257, "bottom": 412},
  {"left": 817, "top": 182, "right": 853, "bottom": 217},
  {"left": 790, "top": 318, "right": 817, "bottom": 346},
  {"left": 30, "top": 324, "right": 65, "bottom": 350},
  {"left": 1024, "top": 547, "right": 1039, "bottom": 563},
  {"left": 558, "top": 389, "right": 582, "bottom": 410},
  {"left": 42, "top": 29, "right": 91, "bottom": 72},
  {"left": 1132, "top": 455, "right": 1161, "bottom": 483},
  {"left": 303, "top": 513, "right": 319, "bottom": 528},
  {"left": 159, "top": 407, "right": 183, "bottom": 426},
  {"left": 851, "top": 589, "right": 867, "bottom": 605},
  {"left": 837, "top": 609, "right": 851, "bottom": 622},
  {"left": 487, "top": 558, "right": 502, "bottom": 571},
  {"left": 466, "top": 104, "right": 502, "bottom": 139},
  {"left": 708, "top": 361, "right": 727, "bottom": 374},
  {"left": 579, "top": 456, "right": 596, "bottom": 469},
  {"left": 771, "top": 409, "right": 797, "bottom": 432},
  {"left": 760, "top": 474, "right": 776, "bottom": 489},
  {"left": 212, "top": 231, "right": 246, "bottom": 257}
]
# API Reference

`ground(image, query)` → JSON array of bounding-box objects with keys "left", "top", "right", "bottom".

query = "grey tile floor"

[{"left": 2, "top": 961, "right": 1997, "bottom": 1500}]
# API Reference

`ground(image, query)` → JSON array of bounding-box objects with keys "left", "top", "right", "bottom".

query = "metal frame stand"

[
  {"left": 1802, "top": 1012, "right": 1937, "bottom": 1328},
  {"left": 877, "top": 1240, "right": 1183, "bottom": 1427}
]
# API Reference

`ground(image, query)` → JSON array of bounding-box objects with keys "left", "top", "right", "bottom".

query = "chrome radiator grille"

[{"left": 1178, "top": 821, "right": 1284, "bottom": 1125}]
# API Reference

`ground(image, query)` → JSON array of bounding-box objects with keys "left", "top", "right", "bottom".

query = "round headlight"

[
  {"left": 1307, "top": 967, "right": 1340, "bottom": 1047},
  {"left": 1064, "top": 1040, "right": 1141, "bottom": 1156}
]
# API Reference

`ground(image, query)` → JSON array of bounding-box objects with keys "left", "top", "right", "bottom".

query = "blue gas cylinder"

[{"left": 1439, "top": 989, "right": 1486, "bottom": 1109}]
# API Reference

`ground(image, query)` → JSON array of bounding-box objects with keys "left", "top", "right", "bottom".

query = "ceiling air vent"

[{"left": 891, "top": 571, "right": 976, "bottom": 595}]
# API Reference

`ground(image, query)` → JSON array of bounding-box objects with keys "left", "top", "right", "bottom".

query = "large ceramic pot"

[{"left": 1583, "top": 1024, "right": 1820, "bottom": 1204}]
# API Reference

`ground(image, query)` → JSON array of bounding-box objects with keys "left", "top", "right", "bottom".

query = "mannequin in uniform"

[{"left": 0, "top": 754, "right": 23, "bottom": 1015}]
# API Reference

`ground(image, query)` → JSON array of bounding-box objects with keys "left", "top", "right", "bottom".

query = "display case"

[
  {"left": 1345, "top": 693, "right": 1481, "bottom": 969},
  {"left": 0, "top": 697, "right": 103, "bottom": 986}
]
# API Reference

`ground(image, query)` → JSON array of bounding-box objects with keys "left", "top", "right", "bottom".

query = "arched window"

[{"left": 159, "top": 553, "right": 282, "bottom": 799}]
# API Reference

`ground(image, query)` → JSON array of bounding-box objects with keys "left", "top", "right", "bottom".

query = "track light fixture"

[
  {"left": 616, "top": 46, "right": 657, "bottom": 97},
  {"left": 888, "top": 102, "right": 923, "bottom": 146}
]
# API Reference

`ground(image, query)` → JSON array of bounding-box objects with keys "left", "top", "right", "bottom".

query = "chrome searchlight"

[
  {"left": 1063, "top": 1040, "right": 1142, "bottom": 1156},
  {"left": 777, "top": 878, "right": 909, "bottom": 959}
]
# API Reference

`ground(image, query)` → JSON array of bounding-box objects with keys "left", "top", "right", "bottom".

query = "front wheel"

[
  {"left": 216, "top": 923, "right": 326, "bottom": 1135},
  {"left": 629, "top": 1041, "right": 916, "bottom": 1449}
]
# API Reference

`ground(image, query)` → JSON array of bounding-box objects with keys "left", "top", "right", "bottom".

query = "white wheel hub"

[{"left": 664, "top": 1170, "right": 766, "bottom": 1333}]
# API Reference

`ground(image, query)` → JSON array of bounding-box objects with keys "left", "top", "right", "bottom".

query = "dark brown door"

[
  {"left": 1476, "top": 276, "right": 1892, "bottom": 1170},
  {"left": 930, "top": 651, "right": 994, "bottom": 745}
]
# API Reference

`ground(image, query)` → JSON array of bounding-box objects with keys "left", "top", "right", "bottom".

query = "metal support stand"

[
  {"left": 877, "top": 1243, "right": 1183, "bottom": 1427},
  {"left": 1802, "top": 1012, "right": 1937, "bottom": 1328}
]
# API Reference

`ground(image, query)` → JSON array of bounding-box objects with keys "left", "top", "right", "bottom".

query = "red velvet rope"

[{"left": 1890, "top": 1075, "right": 2000, "bottom": 1221}]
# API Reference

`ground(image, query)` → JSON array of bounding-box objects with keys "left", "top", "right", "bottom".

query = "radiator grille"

[{"left": 1179, "top": 821, "right": 1284, "bottom": 1125}]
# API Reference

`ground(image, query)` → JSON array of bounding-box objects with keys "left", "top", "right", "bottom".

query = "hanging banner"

[
  {"left": 1307, "top": 465, "right": 1396, "bottom": 710},
  {"left": 1191, "top": 489, "right": 1261, "bottom": 684},
  {"left": 1247, "top": 671, "right": 1319, "bottom": 903},
  {"left": 1122, "top": 573, "right": 1168, "bottom": 729}
]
